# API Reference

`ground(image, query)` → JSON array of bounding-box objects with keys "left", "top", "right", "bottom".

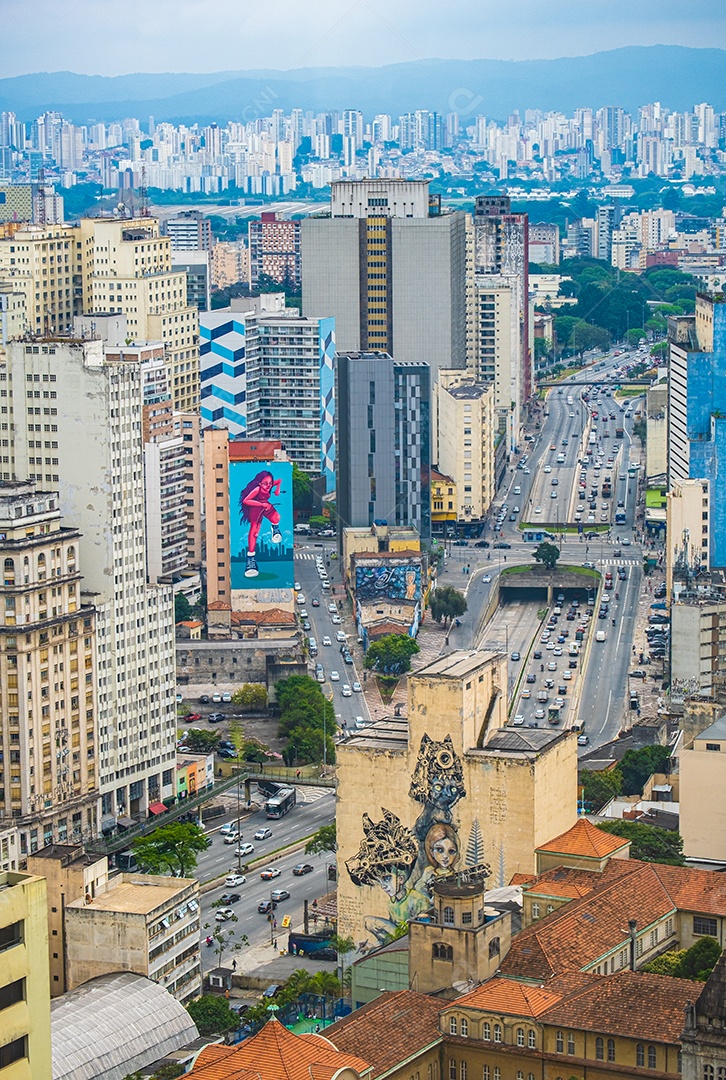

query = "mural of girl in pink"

[{"left": 239, "top": 470, "right": 284, "bottom": 577}]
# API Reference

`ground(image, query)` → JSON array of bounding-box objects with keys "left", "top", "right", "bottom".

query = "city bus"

[{"left": 265, "top": 786, "right": 297, "bottom": 819}]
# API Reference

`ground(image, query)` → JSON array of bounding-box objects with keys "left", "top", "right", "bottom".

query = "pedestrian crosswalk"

[
  {"left": 598, "top": 557, "right": 640, "bottom": 567},
  {"left": 294, "top": 552, "right": 316, "bottom": 560},
  {"left": 297, "top": 786, "right": 333, "bottom": 803}
]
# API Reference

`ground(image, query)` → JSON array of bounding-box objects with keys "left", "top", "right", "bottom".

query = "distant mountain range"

[{"left": 1, "top": 47, "right": 725, "bottom": 125}]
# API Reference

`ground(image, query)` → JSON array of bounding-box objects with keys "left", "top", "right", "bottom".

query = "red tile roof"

[
  {"left": 230, "top": 608, "right": 296, "bottom": 626},
  {"left": 454, "top": 978, "right": 567, "bottom": 1017},
  {"left": 327, "top": 991, "right": 442, "bottom": 1079},
  {"left": 189, "top": 1018, "right": 371, "bottom": 1080},
  {"left": 536, "top": 819, "right": 630, "bottom": 858}
]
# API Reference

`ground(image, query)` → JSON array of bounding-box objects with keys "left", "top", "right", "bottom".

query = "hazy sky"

[{"left": 4, "top": 0, "right": 726, "bottom": 77}]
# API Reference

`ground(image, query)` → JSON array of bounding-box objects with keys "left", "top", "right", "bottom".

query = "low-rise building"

[
  {"left": 680, "top": 714, "right": 726, "bottom": 864},
  {"left": 64, "top": 873, "right": 201, "bottom": 1003},
  {"left": 431, "top": 470, "right": 458, "bottom": 535}
]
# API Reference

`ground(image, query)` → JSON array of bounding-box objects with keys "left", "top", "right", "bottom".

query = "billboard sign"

[
  {"left": 229, "top": 460, "right": 294, "bottom": 590},
  {"left": 355, "top": 562, "right": 422, "bottom": 602}
]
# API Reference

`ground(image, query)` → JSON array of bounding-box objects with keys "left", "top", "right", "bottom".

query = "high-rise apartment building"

[
  {"left": 211, "top": 240, "right": 249, "bottom": 289},
  {"left": 434, "top": 373, "right": 495, "bottom": 531},
  {"left": 171, "top": 250, "right": 210, "bottom": 311},
  {"left": 0, "top": 483, "right": 98, "bottom": 856},
  {"left": 249, "top": 213, "right": 301, "bottom": 291},
  {"left": 172, "top": 411, "right": 203, "bottom": 570},
  {"left": 0, "top": 224, "right": 81, "bottom": 335},
  {"left": 473, "top": 277, "right": 520, "bottom": 450},
  {"left": 164, "top": 210, "right": 212, "bottom": 251},
  {"left": 200, "top": 297, "right": 336, "bottom": 488},
  {"left": 78, "top": 216, "right": 199, "bottom": 411},
  {"left": 336, "top": 351, "right": 430, "bottom": 537},
  {"left": 302, "top": 180, "right": 467, "bottom": 378},
  {"left": 0, "top": 869, "right": 52, "bottom": 1079},
  {"left": 667, "top": 297, "right": 726, "bottom": 567},
  {"left": 5, "top": 338, "right": 177, "bottom": 827}
]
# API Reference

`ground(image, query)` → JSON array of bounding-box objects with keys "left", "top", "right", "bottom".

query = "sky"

[{"left": 4, "top": 0, "right": 726, "bottom": 77}]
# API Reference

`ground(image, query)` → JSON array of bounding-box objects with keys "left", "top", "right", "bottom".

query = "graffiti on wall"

[
  {"left": 355, "top": 563, "right": 422, "bottom": 602},
  {"left": 346, "top": 733, "right": 489, "bottom": 943}
]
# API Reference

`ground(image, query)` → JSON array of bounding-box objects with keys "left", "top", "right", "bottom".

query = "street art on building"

[
  {"left": 355, "top": 563, "right": 422, "bottom": 602},
  {"left": 346, "top": 734, "right": 489, "bottom": 943},
  {"left": 229, "top": 459, "right": 294, "bottom": 589}
]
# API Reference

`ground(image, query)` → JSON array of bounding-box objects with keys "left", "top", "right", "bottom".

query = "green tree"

[
  {"left": 619, "top": 745, "right": 672, "bottom": 796},
  {"left": 186, "top": 994, "right": 239, "bottom": 1036},
  {"left": 174, "top": 593, "right": 193, "bottom": 623},
  {"left": 579, "top": 769, "right": 623, "bottom": 812},
  {"left": 232, "top": 683, "right": 268, "bottom": 712},
  {"left": 182, "top": 728, "right": 220, "bottom": 753},
  {"left": 287, "top": 724, "right": 336, "bottom": 765},
  {"left": 305, "top": 822, "right": 337, "bottom": 855},
  {"left": 570, "top": 320, "right": 611, "bottom": 354},
  {"left": 363, "top": 633, "right": 421, "bottom": 675},
  {"left": 677, "top": 936, "right": 722, "bottom": 981},
  {"left": 597, "top": 820, "right": 685, "bottom": 865},
  {"left": 626, "top": 328, "right": 646, "bottom": 347},
  {"left": 292, "top": 463, "right": 312, "bottom": 512},
  {"left": 132, "top": 822, "right": 209, "bottom": 878},
  {"left": 429, "top": 586, "right": 468, "bottom": 629},
  {"left": 643, "top": 949, "right": 686, "bottom": 976},
  {"left": 533, "top": 542, "right": 561, "bottom": 571}
]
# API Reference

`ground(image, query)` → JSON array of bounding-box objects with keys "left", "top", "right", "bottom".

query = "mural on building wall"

[
  {"left": 355, "top": 563, "right": 422, "bottom": 602},
  {"left": 346, "top": 733, "right": 489, "bottom": 944},
  {"left": 229, "top": 459, "right": 294, "bottom": 589}
]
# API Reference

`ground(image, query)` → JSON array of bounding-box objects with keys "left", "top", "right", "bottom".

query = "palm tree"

[
  {"left": 309, "top": 970, "right": 341, "bottom": 998},
  {"left": 284, "top": 968, "right": 314, "bottom": 997}
]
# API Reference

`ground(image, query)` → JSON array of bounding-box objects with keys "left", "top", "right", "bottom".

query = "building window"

[
  {"left": 433, "top": 943, "right": 453, "bottom": 961},
  {"left": 0, "top": 979, "right": 24, "bottom": 1010},
  {"left": 461, "top": 1065, "right": 468, "bottom": 1080},
  {"left": 462, "top": 911, "right": 473, "bottom": 924},
  {"left": 494, "top": 1070, "right": 501, "bottom": 1080},
  {"left": 694, "top": 917, "right": 718, "bottom": 937},
  {"left": 493, "top": 1024, "right": 502, "bottom": 1044},
  {"left": 528, "top": 1031, "right": 536, "bottom": 1049},
  {"left": 0, "top": 921, "right": 22, "bottom": 953},
  {"left": 650, "top": 929, "right": 658, "bottom": 948},
  {"left": 483, "top": 1068, "right": 490, "bottom": 1080},
  {"left": 443, "top": 906, "right": 455, "bottom": 925},
  {"left": 556, "top": 1032, "right": 564, "bottom": 1053},
  {"left": 532, "top": 903, "right": 540, "bottom": 920},
  {"left": 449, "top": 1061, "right": 457, "bottom": 1080},
  {"left": 704, "top": 1067, "right": 714, "bottom": 1080},
  {"left": 489, "top": 937, "right": 500, "bottom": 958},
  {"left": 450, "top": 1017, "right": 458, "bottom": 1036},
  {"left": 483, "top": 1022, "right": 491, "bottom": 1041},
  {"left": 706, "top": 743, "right": 721, "bottom": 752},
  {"left": 517, "top": 1028, "right": 525, "bottom": 1047},
  {"left": 648, "top": 1047, "right": 657, "bottom": 1069},
  {"left": 595, "top": 1038, "right": 604, "bottom": 1061},
  {"left": 567, "top": 1034, "right": 575, "bottom": 1055},
  {"left": 608, "top": 1039, "right": 616, "bottom": 1062},
  {"left": 0, "top": 1037, "right": 26, "bottom": 1068},
  {"left": 461, "top": 1018, "right": 469, "bottom": 1038},
  {"left": 637, "top": 1045, "right": 645, "bottom": 1067}
]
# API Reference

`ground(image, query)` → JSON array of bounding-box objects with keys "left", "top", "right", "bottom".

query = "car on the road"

[
  {"left": 328, "top": 603, "right": 337, "bottom": 614},
  {"left": 199, "top": 694, "right": 210, "bottom": 704},
  {"left": 352, "top": 682, "right": 362, "bottom": 693},
  {"left": 521, "top": 689, "right": 531, "bottom": 699},
  {"left": 208, "top": 712, "right": 226, "bottom": 723},
  {"left": 534, "top": 709, "right": 546, "bottom": 720},
  {"left": 343, "top": 653, "right": 354, "bottom": 665},
  {"left": 553, "top": 646, "right": 563, "bottom": 656},
  {"left": 223, "top": 831, "right": 241, "bottom": 845},
  {"left": 576, "top": 505, "right": 584, "bottom": 513},
  {"left": 311, "top": 597, "right": 320, "bottom": 607},
  {"left": 482, "top": 574, "right": 492, "bottom": 583},
  {"left": 270, "top": 888, "right": 291, "bottom": 902},
  {"left": 512, "top": 714, "right": 525, "bottom": 726},
  {"left": 331, "top": 615, "right": 342, "bottom": 625},
  {"left": 298, "top": 610, "right": 308, "bottom": 619},
  {"left": 578, "top": 735, "right": 590, "bottom": 746},
  {"left": 621, "top": 538, "right": 632, "bottom": 546},
  {"left": 321, "top": 636, "right": 332, "bottom": 647},
  {"left": 218, "top": 747, "right": 237, "bottom": 759},
  {"left": 493, "top": 542, "right": 511, "bottom": 549},
  {"left": 526, "top": 673, "right": 536, "bottom": 683},
  {"left": 475, "top": 540, "right": 490, "bottom": 548},
  {"left": 293, "top": 863, "right": 315, "bottom": 876},
  {"left": 260, "top": 867, "right": 281, "bottom": 880},
  {"left": 554, "top": 697, "right": 565, "bottom": 707},
  {"left": 212, "top": 693, "right": 222, "bottom": 703},
  {"left": 296, "top": 594, "right": 306, "bottom": 605},
  {"left": 534, "top": 506, "right": 542, "bottom": 514},
  {"left": 550, "top": 491, "right": 558, "bottom": 499},
  {"left": 583, "top": 561, "right": 596, "bottom": 569},
  {"left": 235, "top": 843, "right": 255, "bottom": 857},
  {"left": 219, "top": 892, "right": 241, "bottom": 904},
  {"left": 336, "top": 631, "right": 347, "bottom": 642},
  {"left": 257, "top": 899, "right": 278, "bottom": 914},
  {"left": 330, "top": 670, "right": 340, "bottom": 682},
  {"left": 225, "top": 873, "right": 247, "bottom": 887},
  {"left": 533, "top": 650, "right": 542, "bottom": 660},
  {"left": 220, "top": 822, "right": 237, "bottom": 836},
  {"left": 342, "top": 684, "right": 353, "bottom": 697},
  {"left": 510, "top": 652, "right": 521, "bottom": 661},
  {"left": 547, "top": 661, "right": 557, "bottom": 671},
  {"left": 254, "top": 828, "right": 272, "bottom": 840},
  {"left": 215, "top": 907, "right": 235, "bottom": 921},
  {"left": 294, "top": 581, "right": 302, "bottom": 591},
  {"left": 544, "top": 465, "right": 552, "bottom": 473}
]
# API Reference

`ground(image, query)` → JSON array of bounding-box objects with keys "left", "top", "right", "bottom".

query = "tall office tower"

[
  {"left": 200, "top": 297, "right": 336, "bottom": 488},
  {"left": 472, "top": 195, "right": 531, "bottom": 442},
  {"left": 78, "top": 216, "right": 199, "bottom": 411},
  {"left": 473, "top": 277, "right": 521, "bottom": 449},
  {"left": 336, "top": 351, "right": 430, "bottom": 538},
  {"left": 171, "top": 250, "right": 211, "bottom": 311},
  {"left": 0, "top": 224, "right": 81, "bottom": 334},
  {"left": 668, "top": 297, "right": 726, "bottom": 568},
  {"left": 303, "top": 180, "right": 467, "bottom": 378},
  {"left": 164, "top": 210, "right": 212, "bottom": 252},
  {"left": 596, "top": 205, "right": 617, "bottom": 261},
  {"left": 0, "top": 288, "right": 27, "bottom": 366},
  {"left": 248, "top": 213, "right": 301, "bottom": 291},
  {"left": 435, "top": 372, "right": 496, "bottom": 531},
  {"left": 0, "top": 482, "right": 99, "bottom": 855},
  {"left": 6, "top": 338, "right": 177, "bottom": 827},
  {"left": 596, "top": 105, "right": 627, "bottom": 152},
  {"left": 211, "top": 240, "right": 249, "bottom": 289},
  {"left": 529, "top": 222, "right": 560, "bottom": 264},
  {"left": 171, "top": 410, "right": 203, "bottom": 569},
  {"left": 343, "top": 110, "right": 364, "bottom": 150},
  {"left": 32, "top": 185, "right": 64, "bottom": 225}
]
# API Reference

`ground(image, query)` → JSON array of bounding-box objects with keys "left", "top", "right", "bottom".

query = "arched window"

[
  {"left": 3, "top": 558, "right": 14, "bottom": 585},
  {"left": 528, "top": 1031, "right": 536, "bottom": 1049},
  {"left": 546, "top": 904, "right": 555, "bottom": 914},
  {"left": 483, "top": 1067, "right": 490, "bottom": 1080},
  {"left": 532, "top": 903, "right": 540, "bottom": 919},
  {"left": 433, "top": 943, "right": 453, "bottom": 961},
  {"left": 648, "top": 1047, "right": 657, "bottom": 1070},
  {"left": 608, "top": 1039, "right": 616, "bottom": 1062},
  {"left": 450, "top": 1017, "right": 458, "bottom": 1036},
  {"left": 483, "top": 1022, "right": 491, "bottom": 1042},
  {"left": 460, "top": 1065, "right": 467, "bottom": 1080},
  {"left": 489, "top": 937, "right": 500, "bottom": 958},
  {"left": 461, "top": 1018, "right": 468, "bottom": 1038},
  {"left": 449, "top": 1061, "right": 457, "bottom": 1080},
  {"left": 556, "top": 1032, "right": 564, "bottom": 1053},
  {"left": 443, "top": 906, "right": 455, "bottom": 925},
  {"left": 704, "top": 1065, "right": 714, "bottom": 1080},
  {"left": 517, "top": 1073, "right": 524, "bottom": 1080},
  {"left": 637, "top": 1045, "right": 645, "bottom": 1067},
  {"left": 493, "top": 1024, "right": 502, "bottom": 1044},
  {"left": 493, "top": 1069, "right": 501, "bottom": 1080},
  {"left": 67, "top": 545, "right": 75, "bottom": 562},
  {"left": 517, "top": 1028, "right": 525, "bottom": 1047},
  {"left": 596, "top": 1037, "right": 604, "bottom": 1060}
]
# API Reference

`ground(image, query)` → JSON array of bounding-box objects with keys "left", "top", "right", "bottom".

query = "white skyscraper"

[{"left": 6, "top": 338, "right": 177, "bottom": 827}]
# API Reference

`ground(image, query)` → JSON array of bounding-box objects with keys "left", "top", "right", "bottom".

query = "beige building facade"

[
  {"left": 666, "top": 478, "right": 710, "bottom": 598},
  {"left": 0, "top": 869, "right": 52, "bottom": 1080},
  {"left": 0, "top": 224, "right": 81, "bottom": 337},
  {"left": 65, "top": 872, "right": 201, "bottom": 1004},
  {"left": 435, "top": 372, "right": 495, "bottom": 527},
  {"left": 336, "top": 651, "right": 578, "bottom": 941},
  {"left": 680, "top": 714, "right": 726, "bottom": 863}
]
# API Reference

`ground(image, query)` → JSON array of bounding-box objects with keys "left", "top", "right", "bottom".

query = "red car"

[{"left": 187, "top": 713, "right": 202, "bottom": 722}]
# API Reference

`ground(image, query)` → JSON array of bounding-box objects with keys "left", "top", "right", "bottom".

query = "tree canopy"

[
  {"left": 533, "top": 542, "right": 561, "bottom": 571},
  {"left": 275, "top": 675, "right": 336, "bottom": 765},
  {"left": 644, "top": 936, "right": 721, "bottom": 981},
  {"left": 597, "top": 820, "right": 685, "bottom": 866},
  {"left": 132, "top": 822, "right": 209, "bottom": 878},
  {"left": 231, "top": 683, "right": 268, "bottom": 712},
  {"left": 363, "top": 633, "right": 420, "bottom": 676},
  {"left": 619, "top": 744, "right": 672, "bottom": 796},
  {"left": 305, "top": 822, "right": 337, "bottom": 855},
  {"left": 186, "top": 995, "right": 239, "bottom": 1035},
  {"left": 429, "top": 586, "right": 468, "bottom": 629}
]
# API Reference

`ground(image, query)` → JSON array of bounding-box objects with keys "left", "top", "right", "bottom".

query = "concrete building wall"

[
  {"left": 646, "top": 382, "right": 668, "bottom": 481},
  {"left": 436, "top": 374, "right": 495, "bottom": 525},
  {"left": 0, "top": 224, "right": 81, "bottom": 337},
  {"left": 681, "top": 738, "right": 726, "bottom": 863},
  {"left": 666, "top": 479, "right": 709, "bottom": 598},
  {"left": 302, "top": 217, "right": 361, "bottom": 354}
]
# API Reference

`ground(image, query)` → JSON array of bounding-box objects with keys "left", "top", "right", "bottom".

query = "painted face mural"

[
  {"left": 346, "top": 809, "right": 425, "bottom": 944},
  {"left": 409, "top": 733, "right": 465, "bottom": 840}
]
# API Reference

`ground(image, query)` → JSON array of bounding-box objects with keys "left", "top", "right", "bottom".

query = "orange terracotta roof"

[
  {"left": 367, "top": 621, "right": 414, "bottom": 638},
  {"left": 509, "top": 872, "right": 533, "bottom": 886},
  {"left": 178, "top": 619, "right": 204, "bottom": 628},
  {"left": 230, "top": 608, "right": 296, "bottom": 626},
  {"left": 189, "top": 1018, "right": 371, "bottom": 1080},
  {"left": 536, "top": 818, "right": 630, "bottom": 858},
  {"left": 543, "top": 969, "right": 699, "bottom": 1043},
  {"left": 454, "top": 978, "right": 567, "bottom": 1017},
  {"left": 327, "top": 991, "right": 442, "bottom": 1079},
  {"left": 207, "top": 601, "right": 231, "bottom": 611},
  {"left": 648, "top": 861, "right": 726, "bottom": 917}
]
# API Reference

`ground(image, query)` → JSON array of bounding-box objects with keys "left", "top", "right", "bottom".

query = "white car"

[
  {"left": 223, "top": 831, "right": 241, "bottom": 845},
  {"left": 225, "top": 873, "right": 247, "bottom": 887},
  {"left": 253, "top": 828, "right": 272, "bottom": 840},
  {"left": 547, "top": 661, "right": 557, "bottom": 671},
  {"left": 322, "top": 636, "right": 332, "bottom": 646},
  {"left": 553, "top": 646, "right": 563, "bottom": 656},
  {"left": 550, "top": 491, "right": 558, "bottom": 499},
  {"left": 296, "top": 594, "right": 306, "bottom": 605},
  {"left": 521, "top": 689, "right": 531, "bottom": 699},
  {"left": 235, "top": 843, "right": 254, "bottom": 857},
  {"left": 512, "top": 714, "right": 525, "bottom": 726},
  {"left": 352, "top": 682, "right": 362, "bottom": 693},
  {"left": 336, "top": 631, "right": 347, "bottom": 642},
  {"left": 294, "top": 582, "right": 302, "bottom": 592},
  {"left": 544, "top": 465, "right": 552, "bottom": 473},
  {"left": 341, "top": 685, "right": 353, "bottom": 697},
  {"left": 482, "top": 575, "right": 491, "bottom": 584},
  {"left": 534, "top": 506, "right": 542, "bottom": 515},
  {"left": 534, "top": 709, "right": 546, "bottom": 720},
  {"left": 331, "top": 615, "right": 342, "bottom": 625},
  {"left": 215, "top": 907, "right": 235, "bottom": 921},
  {"left": 330, "top": 670, "right": 340, "bottom": 681}
]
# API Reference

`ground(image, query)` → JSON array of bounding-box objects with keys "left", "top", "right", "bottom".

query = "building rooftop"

[
  {"left": 68, "top": 875, "right": 196, "bottom": 916},
  {"left": 536, "top": 818, "right": 631, "bottom": 859},
  {"left": 414, "top": 650, "right": 502, "bottom": 680},
  {"left": 694, "top": 714, "right": 726, "bottom": 742},
  {"left": 454, "top": 975, "right": 574, "bottom": 1018},
  {"left": 445, "top": 383, "right": 491, "bottom": 399},
  {"left": 341, "top": 717, "right": 410, "bottom": 751},
  {"left": 327, "top": 990, "right": 441, "bottom": 1079},
  {"left": 480, "top": 727, "right": 570, "bottom": 754}
]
